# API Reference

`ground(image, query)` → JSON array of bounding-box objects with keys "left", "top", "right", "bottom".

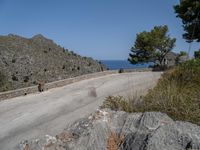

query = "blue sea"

[{"left": 100, "top": 60, "right": 150, "bottom": 70}]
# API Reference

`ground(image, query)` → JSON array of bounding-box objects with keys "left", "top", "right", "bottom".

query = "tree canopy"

[
  {"left": 174, "top": 0, "right": 200, "bottom": 42},
  {"left": 194, "top": 49, "right": 200, "bottom": 59},
  {"left": 179, "top": 51, "right": 188, "bottom": 56},
  {"left": 128, "top": 25, "right": 176, "bottom": 66}
]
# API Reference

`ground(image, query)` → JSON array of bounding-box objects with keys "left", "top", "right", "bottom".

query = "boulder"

[{"left": 17, "top": 110, "right": 200, "bottom": 150}]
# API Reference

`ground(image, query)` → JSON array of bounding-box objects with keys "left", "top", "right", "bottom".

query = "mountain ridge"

[{"left": 0, "top": 34, "right": 106, "bottom": 92}]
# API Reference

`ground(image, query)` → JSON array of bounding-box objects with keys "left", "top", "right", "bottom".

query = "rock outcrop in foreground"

[
  {"left": 0, "top": 34, "right": 106, "bottom": 91},
  {"left": 18, "top": 110, "right": 200, "bottom": 150}
]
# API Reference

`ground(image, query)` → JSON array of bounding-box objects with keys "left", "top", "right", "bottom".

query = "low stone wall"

[
  {"left": 0, "top": 86, "right": 38, "bottom": 101},
  {"left": 0, "top": 68, "right": 152, "bottom": 101},
  {"left": 44, "top": 70, "right": 118, "bottom": 91}
]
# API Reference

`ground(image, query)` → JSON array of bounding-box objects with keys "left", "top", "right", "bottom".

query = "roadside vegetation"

[
  {"left": 103, "top": 0, "right": 200, "bottom": 125},
  {"left": 102, "top": 59, "right": 200, "bottom": 125}
]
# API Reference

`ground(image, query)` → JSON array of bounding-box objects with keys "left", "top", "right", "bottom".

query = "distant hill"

[{"left": 0, "top": 34, "right": 106, "bottom": 92}]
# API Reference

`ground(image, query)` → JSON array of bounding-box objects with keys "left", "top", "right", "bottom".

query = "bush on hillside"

[
  {"left": 118, "top": 68, "right": 124, "bottom": 73},
  {"left": 0, "top": 72, "right": 12, "bottom": 92},
  {"left": 102, "top": 59, "right": 200, "bottom": 125}
]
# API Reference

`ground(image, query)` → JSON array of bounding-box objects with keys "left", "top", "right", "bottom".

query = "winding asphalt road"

[{"left": 0, "top": 71, "right": 161, "bottom": 150}]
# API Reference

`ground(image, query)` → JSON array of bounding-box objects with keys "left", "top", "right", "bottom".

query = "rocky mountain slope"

[
  {"left": 0, "top": 34, "right": 106, "bottom": 91},
  {"left": 17, "top": 109, "right": 200, "bottom": 150}
]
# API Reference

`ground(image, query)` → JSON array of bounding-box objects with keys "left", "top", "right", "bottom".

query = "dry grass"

[
  {"left": 142, "top": 59, "right": 200, "bottom": 124},
  {"left": 107, "top": 131, "right": 124, "bottom": 150},
  {"left": 56, "top": 131, "right": 74, "bottom": 143},
  {"left": 23, "top": 144, "right": 30, "bottom": 150},
  {"left": 101, "top": 96, "right": 139, "bottom": 113},
  {"left": 102, "top": 59, "right": 200, "bottom": 125}
]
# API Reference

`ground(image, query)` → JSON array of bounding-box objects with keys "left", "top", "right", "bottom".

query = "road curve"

[{"left": 0, "top": 71, "right": 161, "bottom": 150}]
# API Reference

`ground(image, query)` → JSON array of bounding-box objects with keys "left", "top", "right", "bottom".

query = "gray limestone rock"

[{"left": 17, "top": 110, "right": 200, "bottom": 150}]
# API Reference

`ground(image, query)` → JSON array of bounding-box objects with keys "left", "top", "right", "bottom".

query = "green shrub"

[
  {"left": 12, "top": 58, "right": 16, "bottom": 63},
  {"left": 118, "top": 68, "right": 124, "bottom": 73},
  {"left": 23, "top": 76, "right": 29, "bottom": 82},
  {"left": 0, "top": 72, "right": 12, "bottom": 92},
  {"left": 102, "top": 59, "right": 200, "bottom": 125},
  {"left": 12, "top": 75, "right": 18, "bottom": 81}
]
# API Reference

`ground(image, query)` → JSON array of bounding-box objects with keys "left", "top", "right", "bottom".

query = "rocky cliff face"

[
  {"left": 18, "top": 110, "right": 200, "bottom": 150},
  {"left": 0, "top": 34, "right": 106, "bottom": 91}
]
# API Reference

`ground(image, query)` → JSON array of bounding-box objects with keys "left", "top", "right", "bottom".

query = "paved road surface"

[{"left": 0, "top": 72, "right": 161, "bottom": 150}]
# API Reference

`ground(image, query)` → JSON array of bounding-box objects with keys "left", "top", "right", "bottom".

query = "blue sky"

[{"left": 0, "top": 0, "right": 199, "bottom": 60}]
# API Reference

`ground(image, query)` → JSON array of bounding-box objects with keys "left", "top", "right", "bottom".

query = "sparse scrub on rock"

[{"left": 0, "top": 34, "right": 106, "bottom": 92}]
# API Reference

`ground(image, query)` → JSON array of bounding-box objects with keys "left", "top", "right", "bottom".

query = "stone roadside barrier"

[{"left": 0, "top": 68, "right": 152, "bottom": 101}]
